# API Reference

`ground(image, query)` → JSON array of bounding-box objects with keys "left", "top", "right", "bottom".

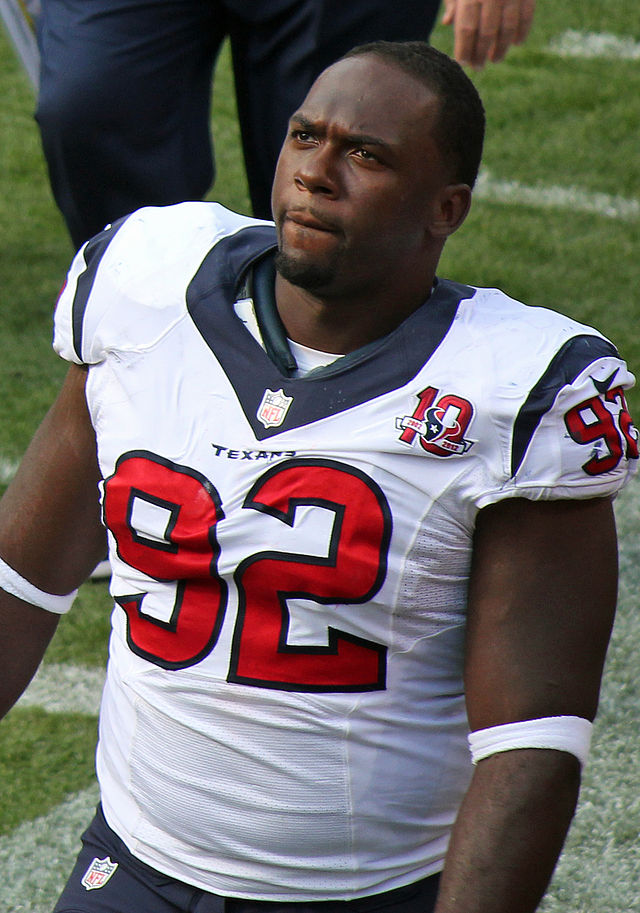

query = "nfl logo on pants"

[{"left": 81, "top": 856, "right": 118, "bottom": 891}]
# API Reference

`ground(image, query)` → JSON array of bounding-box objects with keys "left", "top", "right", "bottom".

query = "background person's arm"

[{"left": 442, "top": 0, "right": 536, "bottom": 69}]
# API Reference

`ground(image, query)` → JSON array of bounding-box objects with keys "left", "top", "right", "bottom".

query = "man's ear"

[{"left": 428, "top": 183, "right": 473, "bottom": 238}]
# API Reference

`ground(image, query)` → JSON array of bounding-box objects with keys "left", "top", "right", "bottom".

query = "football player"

[{"left": 0, "top": 40, "right": 635, "bottom": 913}]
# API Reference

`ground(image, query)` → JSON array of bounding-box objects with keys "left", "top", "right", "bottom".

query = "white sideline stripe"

[
  {"left": 0, "top": 0, "right": 40, "bottom": 90},
  {"left": 548, "top": 30, "right": 640, "bottom": 60},
  {"left": 17, "top": 662, "right": 105, "bottom": 716},
  {"left": 0, "top": 456, "right": 19, "bottom": 484},
  {"left": 475, "top": 169, "right": 640, "bottom": 222},
  {"left": 0, "top": 785, "right": 100, "bottom": 913}
]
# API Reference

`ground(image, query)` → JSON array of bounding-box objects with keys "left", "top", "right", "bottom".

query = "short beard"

[{"left": 274, "top": 248, "right": 338, "bottom": 291}]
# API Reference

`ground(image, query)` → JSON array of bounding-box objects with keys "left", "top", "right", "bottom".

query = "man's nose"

[{"left": 294, "top": 146, "right": 339, "bottom": 197}]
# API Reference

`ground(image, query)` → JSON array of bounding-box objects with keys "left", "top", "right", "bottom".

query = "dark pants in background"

[{"left": 35, "top": 0, "right": 440, "bottom": 248}]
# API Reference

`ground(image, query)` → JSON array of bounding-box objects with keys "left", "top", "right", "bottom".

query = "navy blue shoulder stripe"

[
  {"left": 511, "top": 333, "right": 620, "bottom": 477},
  {"left": 71, "top": 216, "right": 128, "bottom": 360}
]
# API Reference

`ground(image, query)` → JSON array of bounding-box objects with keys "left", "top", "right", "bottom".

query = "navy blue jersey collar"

[{"left": 186, "top": 224, "right": 474, "bottom": 439}]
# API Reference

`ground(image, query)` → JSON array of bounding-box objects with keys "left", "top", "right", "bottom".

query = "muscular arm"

[
  {"left": 0, "top": 364, "right": 106, "bottom": 719},
  {"left": 435, "top": 495, "right": 618, "bottom": 913}
]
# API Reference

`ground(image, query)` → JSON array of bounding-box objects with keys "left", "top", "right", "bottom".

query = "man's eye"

[
  {"left": 291, "top": 130, "right": 314, "bottom": 143},
  {"left": 353, "top": 148, "right": 377, "bottom": 162}
]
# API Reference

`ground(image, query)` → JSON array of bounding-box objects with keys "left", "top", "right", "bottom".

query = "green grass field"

[{"left": 1, "top": 3, "right": 639, "bottom": 910}]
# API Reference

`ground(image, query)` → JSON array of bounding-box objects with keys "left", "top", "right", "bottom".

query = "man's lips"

[{"left": 284, "top": 210, "right": 340, "bottom": 233}]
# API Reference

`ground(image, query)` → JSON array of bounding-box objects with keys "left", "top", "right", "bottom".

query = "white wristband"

[
  {"left": 0, "top": 554, "right": 77, "bottom": 615},
  {"left": 468, "top": 716, "right": 593, "bottom": 767}
]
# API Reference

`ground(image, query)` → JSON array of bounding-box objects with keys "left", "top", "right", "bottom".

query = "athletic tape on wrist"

[
  {"left": 0, "top": 554, "right": 77, "bottom": 615},
  {"left": 468, "top": 716, "right": 593, "bottom": 767}
]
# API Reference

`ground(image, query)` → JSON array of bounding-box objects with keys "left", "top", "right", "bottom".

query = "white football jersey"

[{"left": 53, "top": 203, "right": 638, "bottom": 900}]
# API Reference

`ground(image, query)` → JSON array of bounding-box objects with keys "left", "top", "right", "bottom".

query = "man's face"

[{"left": 271, "top": 54, "right": 453, "bottom": 299}]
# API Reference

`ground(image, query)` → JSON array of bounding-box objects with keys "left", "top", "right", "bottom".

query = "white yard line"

[
  {"left": 0, "top": 456, "right": 20, "bottom": 485},
  {"left": 0, "top": 0, "right": 39, "bottom": 90},
  {"left": 2, "top": 665, "right": 103, "bottom": 910},
  {"left": 475, "top": 169, "right": 640, "bottom": 222},
  {"left": 17, "top": 662, "right": 105, "bottom": 716},
  {"left": 548, "top": 30, "right": 640, "bottom": 60},
  {"left": 0, "top": 785, "right": 100, "bottom": 913}
]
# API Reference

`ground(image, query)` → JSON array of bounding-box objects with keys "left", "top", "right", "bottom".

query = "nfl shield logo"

[
  {"left": 81, "top": 856, "right": 118, "bottom": 891},
  {"left": 257, "top": 388, "right": 293, "bottom": 428}
]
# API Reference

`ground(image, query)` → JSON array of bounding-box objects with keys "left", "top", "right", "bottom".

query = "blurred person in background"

[{"left": 34, "top": 0, "right": 535, "bottom": 249}]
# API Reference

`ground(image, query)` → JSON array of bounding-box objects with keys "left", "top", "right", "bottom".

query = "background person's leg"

[
  {"left": 36, "top": 0, "right": 226, "bottom": 248},
  {"left": 228, "top": 0, "right": 442, "bottom": 219}
]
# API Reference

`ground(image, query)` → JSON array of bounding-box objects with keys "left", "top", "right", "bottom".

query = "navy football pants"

[
  {"left": 53, "top": 806, "right": 441, "bottom": 913},
  {"left": 35, "top": 0, "right": 440, "bottom": 248}
]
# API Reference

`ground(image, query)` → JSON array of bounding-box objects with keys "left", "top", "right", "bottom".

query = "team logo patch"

[
  {"left": 397, "top": 386, "right": 475, "bottom": 456},
  {"left": 257, "top": 388, "right": 293, "bottom": 428},
  {"left": 81, "top": 856, "right": 118, "bottom": 891}
]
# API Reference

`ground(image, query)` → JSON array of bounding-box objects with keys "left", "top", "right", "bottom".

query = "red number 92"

[
  {"left": 103, "top": 453, "right": 391, "bottom": 691},
  {"left": 564, "top": 386, "right": 638, "bottom": 475}
]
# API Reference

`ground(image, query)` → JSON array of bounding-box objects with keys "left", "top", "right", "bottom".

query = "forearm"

[
  {"left": 434, "top": 749, "right": 581, "bottom": 913},
  {"left": 0, "top": 365, "right": 105, "bottom": 721},
  {"left": 0, "top": 590, "right": 59, "bottom": 719}
]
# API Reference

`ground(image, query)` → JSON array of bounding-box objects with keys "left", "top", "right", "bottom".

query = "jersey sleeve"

[
  {"left": 476, "top": 336, "right": 638, "bottom": 508},
  {"left": 53, "top": 218, "right": 128, "bottom": 365},
  {"left": 53, "top": 202, "right": 260, "bottom": 366}
]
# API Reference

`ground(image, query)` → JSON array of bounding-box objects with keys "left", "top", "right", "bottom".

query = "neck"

[{"left": 274, "top": 272, "right": 436, "bottom": 355}]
